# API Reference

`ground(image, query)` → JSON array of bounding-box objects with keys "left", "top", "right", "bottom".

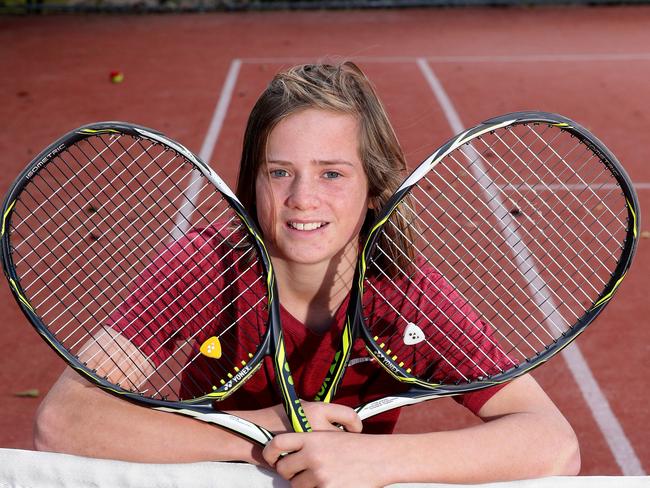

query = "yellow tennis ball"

[{"left": 110, "top": 71, "right": 124, "bottom": 84}]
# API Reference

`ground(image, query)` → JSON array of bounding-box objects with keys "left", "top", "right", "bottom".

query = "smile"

[{"left": 287, "top": 221, "right": 328, "bottom": 231}]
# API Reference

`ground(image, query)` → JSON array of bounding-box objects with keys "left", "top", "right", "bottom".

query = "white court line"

[
  {"left": 416, "top": 57, "right": 645, "bottom": 476},
  {"left": 198, "top": 59, "right": 243, "bottom": 164},
  {"left": 240, "top": 53, "right": 650, "bottom": 65},
  {"left": 171, "top": 59, "right": 242, "bottom": 240},
  {"left": 421, "top": 53, "right": 650, "bottom": 63}
]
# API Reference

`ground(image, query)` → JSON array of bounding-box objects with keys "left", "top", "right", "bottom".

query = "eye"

[
  {"left": 269, "top": 169, "right": 289, "bottom": 178},
  {"left": 323, "top": 171, "right": 341, "bottom": 179}
]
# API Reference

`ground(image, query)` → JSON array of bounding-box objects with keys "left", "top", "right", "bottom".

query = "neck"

[{"left": 271, "top": 247, "right": 357, "bottom": 333}]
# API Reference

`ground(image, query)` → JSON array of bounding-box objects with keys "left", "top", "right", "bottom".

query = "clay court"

[{"left": 0, "top": 4, "right": 648, "bottom": 477}]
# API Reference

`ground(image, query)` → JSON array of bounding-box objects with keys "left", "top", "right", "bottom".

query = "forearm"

[
  {"left": 378, "top": 410, "right": 579, "bottom": 485},
  {"left": 34, "top": 368, "right": 276, "bottom": 464},
  {"left": 375, "top": 376, "right": 580, "bottom": 485}
]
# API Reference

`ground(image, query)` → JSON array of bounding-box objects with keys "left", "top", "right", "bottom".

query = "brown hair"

[{"left": 236, "top": 61, "right": 414, "bottom": 275}]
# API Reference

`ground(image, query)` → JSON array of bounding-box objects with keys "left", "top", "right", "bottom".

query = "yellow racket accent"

[
  {"left": 592, "top": 273, "right": 627, "bottom": 309},
  {"left": 78, "top": 128, "right": 120, "bottom": 135},
  {"left": 199, "top": 336, "right": 222, "bottom": 359},
  {"left": 2, "top": 200, "right": 15, "bottom": 236},
  {"left": 627, "top": 198, "right": 638, "bottom": 238},
  {"left": 10, "top": 279, "right": 34, "bottom": 312}
]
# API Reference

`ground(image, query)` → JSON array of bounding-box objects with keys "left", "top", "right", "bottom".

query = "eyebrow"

[{"left": 266, "top": 159, "right": 356, "bottom": 167}]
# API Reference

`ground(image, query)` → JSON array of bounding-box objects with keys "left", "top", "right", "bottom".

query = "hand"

[
  {"left": 227, "top": 400, "right": 361, "bottom": 437},
  {"left": 264, "top": 402, "right": 384, "bottom": 487},
  {"left": 264, "top": 431, "right": 388, "bottom": 488},
  {"left": 298, "top": 400, "right": 363, "bottom": 433}
]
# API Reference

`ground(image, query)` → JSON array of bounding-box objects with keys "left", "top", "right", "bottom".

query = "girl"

[{"left": 34, "top": 62, "right": 580, "bottom": 487}]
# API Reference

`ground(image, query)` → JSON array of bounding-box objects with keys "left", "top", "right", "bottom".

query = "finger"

[
  {"left": 306, "top": 402, "right": 362, "bottom": 433},
  {"left": 262, "top": 433, "right": 305, "bottom": 466},
  {"left": 273, "top": 449, "right": 308, "bottom": 481},
  {"left": 325, "top": 403, "right": 362, "bottom": 433}
]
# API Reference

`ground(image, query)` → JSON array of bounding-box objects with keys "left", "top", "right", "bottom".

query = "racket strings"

[
  {"left": 472, "top": 126, "right": 622, "bottom": 312},
  {"left": 13, "top": 162, "right": 171, "bottom": 394},
  {"left": 15, "top": 136, "right": 177, "bottom": 302},
  {"left": 12, "top": 135, "right": 130, "bottom": 255},
  {"left": 368, "top": 218, "right": 515, "bottom": 382},
  {"left": 440, "top": 149, "right": 579, "bottom": 337},
  {"left": 42, "top": 149, "right": 242, "bottom": 396},
  {"left": 371, "top": 172, "right": 559, "bottom": 380},
  {"left": 87, "top": 222, "right": 255, "bottom": 393},
  {"left": 17, "top": 137, "right": 202, "bottom": 339},
  {"left": 504, "top": 123, "right": 627, "bottom": 258},
  {"left": 366, "top": 279, "right": 480, "bottom": 382},
  {"left": 73, "top": 211, "right": 255, "bottom": 396},
  {"left": 110, "top": 222, "right": 266, "bottom": 397},
  {"left": 363, "top": 122, "right": 629, "bottom": 385},
  {"left": 366, "top": 243, "right": 502, "bottom": 381},
  {"left": 15, "top": 139, "right": 168, "bottom": 342},
  {"left": 408, "top": 184, "right": 558, "bottom": 342},
  {"left": 18, "top": 136, "right": 176, "bottom": 273},
  {"left": 488, "top": 126, "right": 628, "bottom": 301},
  {"left": 85, "top": 141, "right": 266, "bottom": 397},
  {"left": 11, "top": 138, "right": 207, "bottom": 395},
  {"left": 10, "top": 133, "right": 270, "bottom": 401},
  {"left": 39, "top": 140, "right": 184, "bottom": 318},
  {"left": 122, "top": 236, "right": 266, "bottom": 395},
  {"left": 486, "top": 123, "right": 621, "bottom": 320},
  {"left": 103, "top": 223, "right": 263, "bottom": 399},
  {"left": 408, "top": 209, "right": 547, "bottom": 351},
  {"left": 461, "top": 126, "right": 622, "bottom": 315},
  {"left": 405, "top": 183, "right": 560, "bottom": 352}
]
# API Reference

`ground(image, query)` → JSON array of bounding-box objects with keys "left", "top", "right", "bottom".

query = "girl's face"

[{"left": 255, "top": 109, "right": 371, "bottom": 269}]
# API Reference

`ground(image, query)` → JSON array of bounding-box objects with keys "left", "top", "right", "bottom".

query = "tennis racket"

[
  {"left": 315, "top": 111, "right": 640, "bottom": 420},
  {"left": 1, "top": 122, "right": 311, "bottom": 446}
]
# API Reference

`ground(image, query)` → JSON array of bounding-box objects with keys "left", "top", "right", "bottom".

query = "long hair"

[{"left": 236, "top": 61, "right": 416, "bottom": 276}]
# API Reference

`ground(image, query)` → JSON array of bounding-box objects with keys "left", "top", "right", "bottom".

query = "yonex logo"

[
  {"left": 378, "top": 355, "right": 400, "bottom": 374},
  {"left": 223, "top": 365, "right": 252, "bottom": 390}
]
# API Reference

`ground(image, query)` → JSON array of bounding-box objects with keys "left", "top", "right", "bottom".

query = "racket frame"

[
  {"left": 317, "top": 111, "right": 640, "bottom": 406},
  {"left": 1, "top": 122, "right": 311, "bottom": 445}
]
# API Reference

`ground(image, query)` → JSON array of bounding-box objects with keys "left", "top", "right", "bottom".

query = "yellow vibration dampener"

[{"left": 200, "top": 336, "right": 222, "bottom": 359}]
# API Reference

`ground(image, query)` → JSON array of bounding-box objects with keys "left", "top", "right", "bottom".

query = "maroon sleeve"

[{"left": 453, "top": 383, "right": 508, "bottom": 415}]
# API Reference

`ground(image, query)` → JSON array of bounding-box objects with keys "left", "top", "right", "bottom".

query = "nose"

[{"left": 285, "top": 175, "right": 319, "bottom": 210}]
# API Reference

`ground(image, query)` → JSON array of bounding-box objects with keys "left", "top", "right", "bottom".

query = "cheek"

[{"left": 334, "top": 185, "right": 371, "bottom": 233}]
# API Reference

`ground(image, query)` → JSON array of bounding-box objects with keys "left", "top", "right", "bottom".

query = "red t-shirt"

[{"left": 107, "top": 225, "right": 507, "bottom": 434}]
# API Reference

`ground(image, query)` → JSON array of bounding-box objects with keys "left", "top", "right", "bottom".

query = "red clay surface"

[{"left": 1, "top": 6, "right": 649, "bottom": 476}]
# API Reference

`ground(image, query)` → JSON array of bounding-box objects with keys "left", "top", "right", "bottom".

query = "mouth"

[{"left": 287, "top": 221, "right": 328, "bottom": 231}]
